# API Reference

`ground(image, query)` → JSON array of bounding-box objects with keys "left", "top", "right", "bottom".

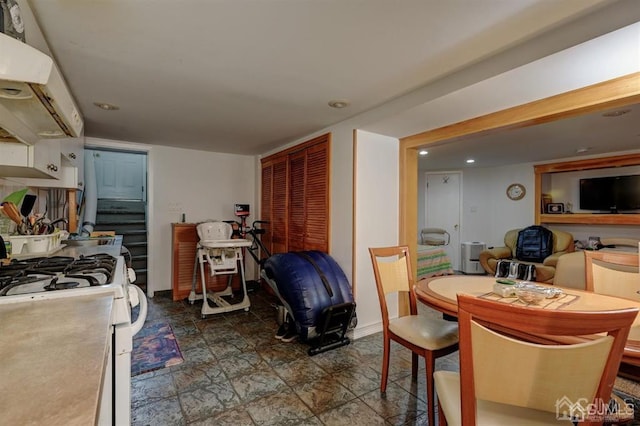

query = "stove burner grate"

[
  {"left": 44, "top": 279, "right": 80, "bottom": 291},
  {"left": 0, "top": 253, "right": 118, "bottom": 296}
]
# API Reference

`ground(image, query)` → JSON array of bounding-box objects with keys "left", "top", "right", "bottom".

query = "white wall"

[
  {"left": 258, "top": 21, "right": 640, "bottom": 317},
  {"left": 85, "top": 137, "right": 256, "bottom": 296},
  {"left": 367, "top": 21, "right": 640, "bottom": 138},
  {"left": 549, "top": 165, "right": 640, "bottom": 213},
  {"left": 353, "top": 130, "right": 399, "bottom": 338},
  {"left": 462, "top": 164, "right": 536, "bottom": 248},
  {"left": 417, "top": 153, "right": 640, "bottom": 257},
  {"left": 276, "top": 23, "right": 640, "bottom": 277},
  {"left": 418, "top": 163, "right": 535, "bottom": 255}
]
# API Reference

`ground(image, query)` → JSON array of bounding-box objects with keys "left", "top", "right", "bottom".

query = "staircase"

[{"left": 93, "top": 199, "right": 148, "bottom": 292}]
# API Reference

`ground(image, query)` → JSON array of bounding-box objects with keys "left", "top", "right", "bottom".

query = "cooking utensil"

[
  {"left": 33, "top": 217, "right": 51, "bottom": 235},
  {"left": 48, "top": 218, "right": 68, "bottom": 234},
  {"left": 1, "top": 188, "right": 28, "bottom": 206},
  {"left": 1, "top": 202, "right": 23, "bottom": 226},
  {"left": 20, "top": 194, "right": 37, "bottom": 218},
  {"left": 18, "top": 222, "right": 32, "bottom": 235}
]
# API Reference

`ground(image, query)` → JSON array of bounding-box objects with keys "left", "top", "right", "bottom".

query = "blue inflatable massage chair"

[{"left": 262, "top": 251, "right": 357, "bottom": 355}]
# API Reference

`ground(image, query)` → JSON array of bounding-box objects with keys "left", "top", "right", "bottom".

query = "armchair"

[{"left": 479, "top": 227, "right": 574, "bottom": 283}]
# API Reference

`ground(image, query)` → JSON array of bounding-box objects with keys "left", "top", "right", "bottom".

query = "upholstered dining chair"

[
  {"left": 585, "top": 250, "right": 640, "bottom": 301},
  {"left": 434, "top": 293, "right": 638, "bottom": 426},
  {"left": 369, "top": 245, "right": 459, "bottom": 426}
]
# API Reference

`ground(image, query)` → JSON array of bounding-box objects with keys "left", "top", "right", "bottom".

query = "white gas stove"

[{"left": 0, "top": 252, "right": 147, "bottom": 425}]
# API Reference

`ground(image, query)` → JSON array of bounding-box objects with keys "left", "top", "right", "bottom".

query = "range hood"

[{"left": 0, "top": 32, "right": 83, "bottom": 145}]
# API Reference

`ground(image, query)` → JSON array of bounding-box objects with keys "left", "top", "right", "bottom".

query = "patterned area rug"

[{"left": 131, "top": 321, "right": 184, "bottom": 376}]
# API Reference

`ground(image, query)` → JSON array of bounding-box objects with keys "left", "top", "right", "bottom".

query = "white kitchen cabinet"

[
  {"left": 60, "top": 137, "right": 85, "bottom": 189},
  {"left": 0, "top": 140, "right": 61, "bottom": 179},
  {"left": 0, "top": 138, "right": 84, "bottom": 189},
  {"left": 10, "top": 165, "right": 79, "bottom": 189}
]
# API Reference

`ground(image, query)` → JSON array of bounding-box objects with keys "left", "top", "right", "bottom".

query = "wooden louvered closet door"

[
  {"left": 288, "top": 150, "right": 306, "bottom": 251},
  {"left": 270, "top": 157, "right": 289, "bottom": 254},
  {"left": 261, "top": 133, "right": 330, "bottom": 254},
  {"left": 296, "top": 142, "right": 329, "bottom": 251},
  {"left": 260, "top": 165, "right": 274, "bottom": 257}
]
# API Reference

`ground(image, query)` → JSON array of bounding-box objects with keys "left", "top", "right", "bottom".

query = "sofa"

[
  {"left": 479, "top": 227, "right": 574, "bottom": 283},
  {"left": 553, "top": 238, "right": 640, "bottom": 289}
]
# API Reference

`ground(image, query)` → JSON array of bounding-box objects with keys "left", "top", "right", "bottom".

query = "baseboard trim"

[{"left": 353, "top": 322, "right": 382, "bottom": 340}]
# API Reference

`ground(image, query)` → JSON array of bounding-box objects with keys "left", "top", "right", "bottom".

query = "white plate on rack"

[{"left": 10, "top": 244, "right": 67, "bottom": 260}]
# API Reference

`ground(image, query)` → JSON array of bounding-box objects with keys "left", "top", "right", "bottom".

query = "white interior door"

[
  {"left": 425, "top": 172, "right": 461, "bottom": 270},
  {"left": 90, "top": 150, "right": 147, "bottom": 200}
]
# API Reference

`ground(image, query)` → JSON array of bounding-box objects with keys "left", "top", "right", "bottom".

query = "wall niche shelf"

[
  {"left": 539, "top": 213, "right": 640, "bottom": 225},
  {"left": 534, "top": 153, "right": 640, "bottom": 226}
]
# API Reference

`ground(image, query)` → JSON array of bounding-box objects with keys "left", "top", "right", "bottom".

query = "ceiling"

[
  {"left": 22, "top": 0, "right": 639, "bottom": 159},
  {"left": 414, "top": 103, "right": 640, "bottom": 171}
]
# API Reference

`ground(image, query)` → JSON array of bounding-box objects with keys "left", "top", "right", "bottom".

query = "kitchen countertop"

[
  {"left": 58, "top": 235, "right": 124, "bottom": 258},
  {"left": 0, "top": 294, "right": 114, "bottom": 425},
  {"left": 1, "top": 235, "right": 123, "bottom": 265}
]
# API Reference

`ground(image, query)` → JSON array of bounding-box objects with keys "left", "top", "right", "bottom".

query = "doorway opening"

[
  {"left": 424, "top": 171, "right": 461, "bottom": 270},
  {"left": 85, "top": 148, "right": 148, "bottom": 292}
]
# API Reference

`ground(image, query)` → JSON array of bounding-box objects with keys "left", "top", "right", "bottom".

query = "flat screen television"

[{"left": 579, "top": 174, "right": 640, "bottom": 212}]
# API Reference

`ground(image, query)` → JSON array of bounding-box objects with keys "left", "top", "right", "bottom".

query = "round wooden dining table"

[{"left": 414, "top": 275, "right": 640, "bottom": 368}]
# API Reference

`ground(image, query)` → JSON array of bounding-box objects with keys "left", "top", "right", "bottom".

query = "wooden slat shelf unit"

[
  {"left": 534, "top": 153, "right": 640, "bottom": 226},
  {"left": 171, "top": 223, "right": 239, "bottom": 301}
]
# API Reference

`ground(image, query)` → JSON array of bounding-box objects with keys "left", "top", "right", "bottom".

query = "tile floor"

[
  {"left": 131, "top": 289, "right": 460, "bottom": 425},
  {"left": 132, "top": 288, "right": 640, "bottom": 425}
]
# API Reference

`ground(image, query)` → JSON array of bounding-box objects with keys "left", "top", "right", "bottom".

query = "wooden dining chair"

[
  {"left": 584, "top": 250, "right": 640, "bottom": 301},
  {"left": 434, "top": 293, "right": 638, "bottom": 426},
  {"left": 369, "top": 246, "right": 459, "bottom": 426}
]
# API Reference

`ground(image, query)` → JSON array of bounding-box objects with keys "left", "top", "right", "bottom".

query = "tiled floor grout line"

[{"left": 132, "top": 289, "right": 639, "bottom": 425}]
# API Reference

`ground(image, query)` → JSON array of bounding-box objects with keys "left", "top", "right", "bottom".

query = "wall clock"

[{"left": 506, "top": 183, "right": 526, "bottom": 201}]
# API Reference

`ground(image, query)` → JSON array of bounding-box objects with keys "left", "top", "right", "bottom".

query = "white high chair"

[{"left": 189, "top": 221, "right": 252, "bottom": 317}]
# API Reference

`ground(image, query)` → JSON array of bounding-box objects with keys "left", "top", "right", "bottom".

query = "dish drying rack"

[{"left": 189, "top": 221, "right": 252, "bottom": 317}]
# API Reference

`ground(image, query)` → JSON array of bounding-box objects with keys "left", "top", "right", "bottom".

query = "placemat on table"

[{"left": 479, "top": 291, "right": 579, "bottom": 310}]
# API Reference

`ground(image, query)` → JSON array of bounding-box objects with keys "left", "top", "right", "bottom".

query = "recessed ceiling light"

[
  {"left": 419, "top": 150, "right": 428, "bottom": 156},
  {"left": 94, "top": 102, "right": 120, "bottom": 111},
  {"left": 602, "top": 109, "right": 630, "bottom": 117},
  {"left": 576, "top": 147, "right": 591, "bottom": 154},
  {"left": 328, "top": 99, "right": 350, "bottom": 109},
  {"left": 466, "top": 159, "right": 475, "bottom": 164}
]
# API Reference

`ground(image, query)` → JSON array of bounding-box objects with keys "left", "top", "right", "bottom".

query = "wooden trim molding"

[
  {"left": 351, "top": 129, "right": 358, "bottom": 299},
  {"left": 534, "top": 153, "right": 640, "bottom": 174},
  {"left": 399, "top": 72, "right": 640, "bottom": 264},
  {"left": 67, "top": 189, "right": 77, "bottom": 233},
  {"left": 401, "top": 72, "right": 640, "bottom": 149}
]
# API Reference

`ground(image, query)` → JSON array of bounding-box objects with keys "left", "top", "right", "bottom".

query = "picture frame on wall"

[{"left": 546, "top": 202, "right": 565, "bottom": 214}]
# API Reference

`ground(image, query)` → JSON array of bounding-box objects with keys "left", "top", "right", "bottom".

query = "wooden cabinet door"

[{"left": 172, "top": 223, "right": 199, "bottom": 301}]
